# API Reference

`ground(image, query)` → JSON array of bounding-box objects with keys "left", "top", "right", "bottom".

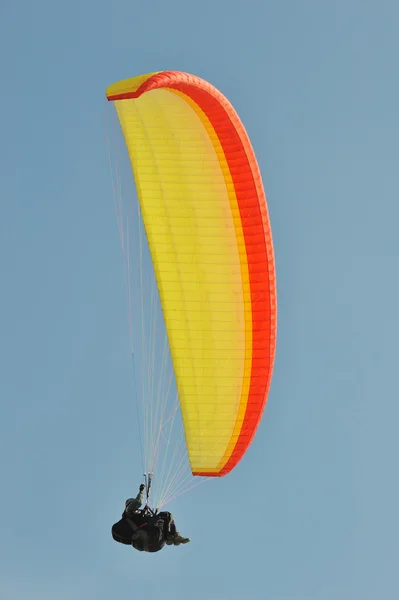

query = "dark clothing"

[{"left": 112, "top": 510, "right": 177, "bottom": 553}]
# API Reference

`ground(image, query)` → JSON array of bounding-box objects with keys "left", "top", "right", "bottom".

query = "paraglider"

[
  {"left": 112, "top": 483, "right": 190, "bottom": 553},
  {"left": 106, "top": 70, "right": 277, "bottom": 550}
]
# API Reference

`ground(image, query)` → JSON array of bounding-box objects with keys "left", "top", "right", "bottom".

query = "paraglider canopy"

[{"left": 106, "top": 71, "right": 276, "bottom": 491}]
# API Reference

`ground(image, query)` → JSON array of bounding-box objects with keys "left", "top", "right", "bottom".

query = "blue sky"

[{"left": 1, "top": 0, "right": 398, "bottom": 598}]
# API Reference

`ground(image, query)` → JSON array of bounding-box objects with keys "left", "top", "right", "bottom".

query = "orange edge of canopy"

[{"left": 107, "top": 71, "right": 277, "bottom": 477}]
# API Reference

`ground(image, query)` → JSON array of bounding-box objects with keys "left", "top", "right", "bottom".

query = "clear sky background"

[{"left": 1, "top": 1, "right": 398, "bottom": 599}]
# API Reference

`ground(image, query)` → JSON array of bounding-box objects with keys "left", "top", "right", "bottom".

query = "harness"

[{"left": 124, "top": 509, "right": 165, "bottom": 553}]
